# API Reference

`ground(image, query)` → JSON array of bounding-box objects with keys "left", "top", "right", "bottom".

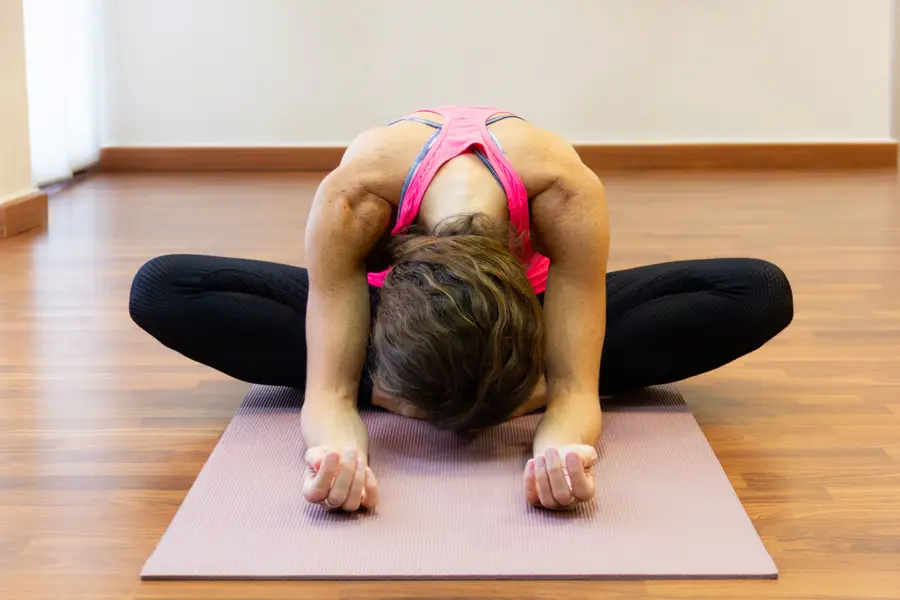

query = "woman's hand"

[
  {"left": 523, "top": 445, "right": 597, "bottom": 510},
  {"left": 302, "top": 446, "right": 379, "bottom": 512}
]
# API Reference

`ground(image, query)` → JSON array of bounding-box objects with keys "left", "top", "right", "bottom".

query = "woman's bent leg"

[
  {"left": 599, "top": 258, "right": 793, "bottom": 394},
  {"left": 129, "top": 254, "right": 315, "bottom": 388}
]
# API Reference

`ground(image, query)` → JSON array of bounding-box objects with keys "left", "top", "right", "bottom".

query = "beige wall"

[
  {"left": 0, "top": 0, "right": 34, "bottom": 202},
  {"left": 103, "top": 0, "right": 893, "bottom": 146},
  {"left": 893, "top": 0, "right": 900, "bottom": 140}
]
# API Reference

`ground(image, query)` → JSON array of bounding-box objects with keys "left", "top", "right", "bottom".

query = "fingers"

[
  {"left": 326, "top": 448, "right": 358, "bottom": 507},
  {"left": 303, "top": 447, "right": 378, "bottom": 512},
  {"left": 573, "top": 445, "right": 599, "bottom": 469},
  {"left": 532, "top": 455, "right": 558, "bottom": 508},
  {"left": 304, "top": 447, "right": 328, "bottom": 471},
  {"left": 527, "top": 446, "right": 599, "bottom": 510},
  {"left": 342, "top": 457, "right": 367, "bottom": 512},
  {"left": 545, "top": 448, "right": 574, "bottom": 507},
  {"left": 361, "top": 467, "right": 379, "bottom": 509},
  {"left": 566, "top": 450, "right": 595, "bottom": 501},
  {"left": 523, "top": 459, "right": 540, "bottom": 506},
  {"left": 302, "top": 451, "right": 340, "bottom": 503}
]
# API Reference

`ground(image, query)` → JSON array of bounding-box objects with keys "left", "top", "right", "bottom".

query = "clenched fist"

[
  {"left": 523, "top": 445, "right": 597, "bottom": 510},
  {"left": 302, "top": 446, "right": 379, "bottom": 512}
]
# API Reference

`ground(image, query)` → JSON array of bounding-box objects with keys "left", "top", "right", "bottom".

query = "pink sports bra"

[{"left": 366, "top": 105, "right": 551, "bottom": 293}]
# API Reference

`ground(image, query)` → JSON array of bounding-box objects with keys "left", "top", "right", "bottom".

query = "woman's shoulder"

[
  {"left": 335, "top": 124, "right": 438, "bottom": 204},
  {"left": 493, "top": 122, "right": 599, "bottom": 199}
]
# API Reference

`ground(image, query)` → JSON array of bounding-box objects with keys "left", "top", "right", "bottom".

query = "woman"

[{"left": 129, "top": 106, "right": 793, "bottom": 513}]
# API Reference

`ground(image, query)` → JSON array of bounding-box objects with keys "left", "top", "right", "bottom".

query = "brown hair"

[{"left": 372, "top": 214, "right": 545, "bottom": 432}]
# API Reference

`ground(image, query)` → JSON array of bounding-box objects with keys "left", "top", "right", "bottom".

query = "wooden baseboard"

[
  {"left": 97, "top": 142, "right": 898, "bottom": 173},
  {"left": 98, "top": 147, "right": 347, "bottom": 172},
  {"left": 576, "top": 142, "right": 898, "bottom": 170},
  {"left": 0, "top": 190, "right": 48, "bottom": 239}
]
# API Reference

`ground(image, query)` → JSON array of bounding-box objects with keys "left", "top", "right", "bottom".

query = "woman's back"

[{"left": 340, "top": 107, "right": 572, "bottom": 291}]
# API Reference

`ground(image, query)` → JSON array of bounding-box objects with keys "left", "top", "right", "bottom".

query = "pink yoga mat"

[{"left": 142, "top": 385, "right": 776, "bottom": 580}]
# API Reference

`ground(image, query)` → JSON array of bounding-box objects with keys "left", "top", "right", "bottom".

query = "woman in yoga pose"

[{"left": 129, "top": 106, "right": 793, "bottom": 513}]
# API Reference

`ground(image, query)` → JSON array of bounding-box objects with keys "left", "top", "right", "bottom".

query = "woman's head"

[{"left": 372, "top": 214, "right": 545, "bottom": 432}]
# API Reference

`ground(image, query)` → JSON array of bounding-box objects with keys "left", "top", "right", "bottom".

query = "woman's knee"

[
  {"left": 736, "top": 258, "right": 794, "bottom": 337},
  {"left": 129, "top": 254, "right": 193, "bottom": 332}
]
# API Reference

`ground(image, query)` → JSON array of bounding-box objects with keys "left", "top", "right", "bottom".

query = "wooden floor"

[{"left": 2, "top": 171, "right": 899, "bottom": 600}]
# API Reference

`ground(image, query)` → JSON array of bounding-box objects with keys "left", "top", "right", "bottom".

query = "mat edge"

[{"left": 140, "top": 572, "right": 779, "bottom": 581}]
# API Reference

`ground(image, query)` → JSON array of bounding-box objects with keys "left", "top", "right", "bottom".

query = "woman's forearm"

[
  {"left": 301, "top": 272, "right": 372, "bottom": 451},
  {"left": 304, "top": 273, "right": 371, "bottom": 402}
]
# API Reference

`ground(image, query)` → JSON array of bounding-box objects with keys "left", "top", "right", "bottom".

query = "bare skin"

[{"left": 301, "top": 112, "right": 610, "bottom": 512}]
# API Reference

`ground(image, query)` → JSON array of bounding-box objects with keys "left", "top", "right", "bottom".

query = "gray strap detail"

[
  {"left": 485, "top": 113, "right": 525, "bottom": 126},
  {"left": 407, "top": 116, "right": 442, "bottom": 128},
  {"left": 488, "top": 130, "right": 505, "bottom": 155},
  {"left": 471, "top": 148, "right": 505, "bottom": 192},
  {"left": 398, "top": 128, "right": 441, "bottom": 214},
  {"left": 387, "top": 116, "right": 442, "bottom": 129}
]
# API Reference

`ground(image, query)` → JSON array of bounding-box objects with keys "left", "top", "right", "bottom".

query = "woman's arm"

[
  {"left": 529, "top": 139, "right": 610, "bottom": 456},
  {"left": 301, "top": 165, "right": 393, "bottom": 455}
]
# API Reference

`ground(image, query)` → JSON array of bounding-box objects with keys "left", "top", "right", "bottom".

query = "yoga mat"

[{"left": 142, "top": 385, "right": 776, "bottom": 580}]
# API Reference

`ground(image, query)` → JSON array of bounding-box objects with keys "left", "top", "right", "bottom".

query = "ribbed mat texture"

[{"left": 142, "top": 384, "right": 776, "bottom": 580}]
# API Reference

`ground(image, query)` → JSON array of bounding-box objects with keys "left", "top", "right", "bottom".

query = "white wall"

[
  {"left": 102, "top": 0, "right": 894, "bottom": 146},
  {"left": 893, "top": 0, "right": 900, "bottom": 141},
  {"left": 0, "top": 0, "right": 34, "bottom": 202}
]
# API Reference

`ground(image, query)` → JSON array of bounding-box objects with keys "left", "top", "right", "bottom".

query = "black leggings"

[{"left": 128, "top": 255, "right": 793, "bottom": 402}]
